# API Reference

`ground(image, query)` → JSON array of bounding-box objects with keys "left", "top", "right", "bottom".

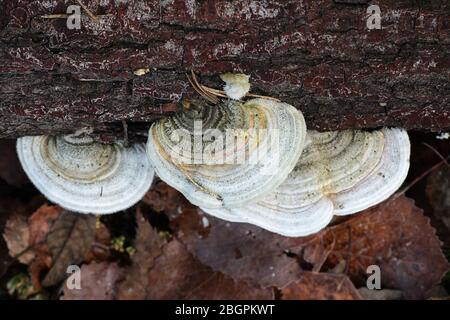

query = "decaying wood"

[{"left": 0, "top": 0, "right": 449, "bottom": 142}]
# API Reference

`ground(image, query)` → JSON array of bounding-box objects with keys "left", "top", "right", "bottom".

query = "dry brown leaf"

[
  {"left": 41, "top": 211, "right": 96, "bottom": 287},
  {"left": 0, "top": 197, "right": 45, "bottom": 278},
  {"left": 116, "top": 207, "right": 272, "bottom": 300},
  {"left": 0, "top": 236, "right": 11, "bottom": 279},
  {"left": 116, "top": 208, "right": 166, "bottom": 299},
  {"left": 28, "top": 204, "right": 63, "bottom": 246},
  {"left": 145, "top": 239, "right": 273, "bottom": 300},
  {"left": 3, "top": 214, "right": 34, "bottom": 264},
  {"left": 85, "top": 222, "right": 111, "bottom": 263},
  {"left": 61, "top": 262, "right": 124, "bottom": 300},
  {"left": 282, "top": 272, "right": 362, "bottom": 300},
  {"left": 315, "top": 196, "right": 450, "bottom": 299},
  {"left": 173, "top": 207, "right": 315, "bottom": 288},
  {"left": 426, "top": 166, "right": 450, "bottom": 246},
  {"left": 27, "top": 205, "right": 64, "bottom": 288},
  {"left": 173, "top": 195, "right": 449, "bottom": 299},
  {"left": 29, "top": 254, "right": 52, "bottom": 288},
  {"left": 27, "top": 205, "right": 108, "bottom": 288}
]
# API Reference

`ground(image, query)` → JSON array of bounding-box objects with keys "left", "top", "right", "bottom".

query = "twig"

[
  {"left": 92, "top": 242, "right": 110, "bottom": 251},
  {"left": 190, "top": 70, "right": 280, "bottom": 102},
  {"left": 395, "top": 154, "right": 450, "bottom": 197},
  {"left": 3, "top": 242, "right": 42, "bottom": 270},
  {"left": 40, "top": 13, "right": 113, "bottom": 20},
  {"left": 422, "top": 142, "right": 449, "bottom": 167},
  {"left": 76, "top": 0, "right": 99, "bottom": 22},
  {"left": 201, "top": 85, "right": 281, "bottom": 102},
  {"left": 187, "top": 71, "right": 218, "bottom": 104},
  {"left": 40, "top": 14, "right": 69, "bottom": 19}
]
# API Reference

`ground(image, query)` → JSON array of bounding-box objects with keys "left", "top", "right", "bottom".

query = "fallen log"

[{"left": 0, "top": 0, "right": 449, "bottom": 142}]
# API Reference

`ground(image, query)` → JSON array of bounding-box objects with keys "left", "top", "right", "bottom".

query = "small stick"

[
  {"left": 76, "top": 0, "right": 99, "bottom": 22},
  {"left": 187, "top": 73, "right": 212, "bottom": 102},
  {"left": 201, "top": 85, "right": 281, "bottom": 102},
  {"left": 395, "top": 154, "right": 450, "bottom": 197},
  {"left": 422, "top": 142, "right": 449, "bottom": 167},
  {"left": 191, "top": 71, "right": 280, "bottom": 102},
  {"left": 189, "top": 71, "right": 218, "bottom": 103},
  {"left": 41, "top": 14, "right": 112, "bottom": 19},
  {"left": 41, "top": 14, "right": 69, "bottom": 19}
]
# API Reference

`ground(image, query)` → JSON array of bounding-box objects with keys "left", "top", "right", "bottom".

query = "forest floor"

[{"left": 0, "top": 131, "right": 449, "bottom": 300}]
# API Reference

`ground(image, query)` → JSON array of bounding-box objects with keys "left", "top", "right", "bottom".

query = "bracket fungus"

[
  {"left": 202, "top": 128, "right": 410, "bottom": 237},
  {"left": 146, "top": 98, "right": 307, "bottom": 209},
  {"left": 17, "top": 134, "right": 154, "bottom": 214}
]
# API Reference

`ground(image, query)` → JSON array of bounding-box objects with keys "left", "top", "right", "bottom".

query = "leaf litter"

[{"left": 0, "top": 133, "right": 449, "bottom": 299}]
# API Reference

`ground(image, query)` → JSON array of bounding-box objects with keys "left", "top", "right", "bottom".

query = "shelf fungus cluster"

[
  {"left": 147, "top": 98, "right": 307, "bottom": 208},
  {"left": 146, "top": 73, "right": 411, "bottom": 237},
  {"left": 203, "top": 128, "right": 410, "bottom": 236},
  {"left": 15, "top": 72, "right": 411, "bottom": 237},
  {"left": 16, "top": 132, "right": 154, "bottom": 214}
]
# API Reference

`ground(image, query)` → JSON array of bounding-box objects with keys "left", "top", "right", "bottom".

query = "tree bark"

[{"left": 0, "top": 0, "right": 449, "bottom": 142}]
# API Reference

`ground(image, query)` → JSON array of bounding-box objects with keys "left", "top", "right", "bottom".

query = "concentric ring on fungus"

[
  {"left": 146, "top": 98, "right": 307, "bottom": 209},
  {"left": 202, "top": 128, "right": 410, "bottom": 237},
  {"left": 17, "top": 135, "right": 154, "bottom": 214}
]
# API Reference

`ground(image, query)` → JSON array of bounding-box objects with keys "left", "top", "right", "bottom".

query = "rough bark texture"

[{"left": 0, "top": 0, "right": 449, "bottom": 142}]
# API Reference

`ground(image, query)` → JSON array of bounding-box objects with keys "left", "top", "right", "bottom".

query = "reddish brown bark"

[{"left": 0, "top": 0, "right": 449, "bottom": 142}]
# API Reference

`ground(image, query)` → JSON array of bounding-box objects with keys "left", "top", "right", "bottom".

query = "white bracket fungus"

[
  {"left": 148, "top": 73, "right": 410, "bottom": 237},
  {"left": 202, "top": 128, "right": 410, "bottom": 237},
  {"left": 146, "top": 98, "right": 307, "bottom": 209},
  {"left": 17, "top": 134, "right": 154, "bottom": 214}
]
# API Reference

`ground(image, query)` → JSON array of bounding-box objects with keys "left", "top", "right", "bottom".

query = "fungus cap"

[
  {"left": 17, "top": 135, "right": 154, "bottom": 214},
  {"left": 146, "top": 98, "right": 306, "bottom": 209},
  {"left": 202, "top": 128, "right": 410, "bottom": 237},
  {"left": 220, "top": 73, "right": 251, "bottom": 100}
]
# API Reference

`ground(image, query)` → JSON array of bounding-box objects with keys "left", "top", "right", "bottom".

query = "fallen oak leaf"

[
  {"left": 41, "top": 211, "right": 96, "bottom": 287},
  {"left": 173, "top": 194, "right": 449, "bottom": 299},
  {"left": 27, "top": 204, "right": 64, "bottom": 288},
  {"left": 282, "top": 272, "right": 362, "bottom": 300},
  {"left": 116, "top": 208, "right": 167, "bottom": 299},
  {"left": 0, "top": 198, "right": 16, "bottom": 278},
  {"left": 173, "top": 207, "right": 317, "bottom": 288},
  {"left": 144, "top": 239, "right": 273, "bottom": 300},
  {"left": 27, "top": 205, "right": 110, "bottom": 288},
  {"left": 315, "top": 196, "right": 450, "bottom": 299},
  {"left": 426, "top": 166, "right": 450, "bottom": 246},
  {"left": 3, "top": 214, "right": 34, "bottom": 264},
  {"left": 0, "top": 236, "right": 11, "bottom": 279},
  {"left": 28, "top": 204, "right": 63, "bottom": 246},
  {"left": 29, "top": 254, "right": 52, "bottom": 289},
  {"left": 61, "top": 262, "right": 124, "bottom": 300},
  {"left": 85, "top": 221, "right": 111, "bottom": 263},
  {"left": 0, "top": 196, "right": 46, "bottom": 278}
]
